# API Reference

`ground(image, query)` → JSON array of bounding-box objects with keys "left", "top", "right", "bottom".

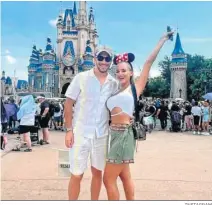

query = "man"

[
  {"left": 156, "top": 100, "right": 168, "bottom": 130},
  {"left": 184, "top": 102, "right": 193, "bottom": 131},
  {"left": 64, "top": 46, "right": 118, "bottom": 200},
  {"left": 191, "top": 101, "right": 202, "bottom": 135},
  {"left": 53, "top": 101, "right": 63, "bottom": 130},
  {"left": 37, "top": 94, "right": 50, "bottom": 144}
]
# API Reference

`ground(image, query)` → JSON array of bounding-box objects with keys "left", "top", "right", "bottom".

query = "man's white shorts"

[{"left": 69, "top": 135, "right": 107, "bottom": 175}]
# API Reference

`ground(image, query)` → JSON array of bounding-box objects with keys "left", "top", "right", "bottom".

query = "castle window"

[{"left": 67, "top": 20, "right": 70, "bottom": 31}]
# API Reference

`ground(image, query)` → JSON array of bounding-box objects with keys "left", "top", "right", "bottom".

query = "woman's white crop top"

[{"left": 106, "top": 87, "right": 134, "bottom": 117}]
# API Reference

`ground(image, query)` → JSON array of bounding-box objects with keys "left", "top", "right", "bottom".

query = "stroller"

[
  {"left": 30, "top": 115, "right": 43, "bottom": 145},
  {"left": 169, "top": 111, "right": 182, "bottom": 132},
  {"left": 140, "top": 111, "right": 155, "bottom": 133}
]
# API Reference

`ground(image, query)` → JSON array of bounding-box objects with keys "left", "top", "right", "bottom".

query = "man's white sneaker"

[
  {"left": 198, "top": 131, "right": 201, "bottom": 135},
  {"left": 193, "top": 131, "right": 196, "bottom": 135}
]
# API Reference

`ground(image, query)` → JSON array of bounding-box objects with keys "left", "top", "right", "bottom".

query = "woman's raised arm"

[{"left": 135, "top": 31, "right": 174, "bottom": 97}]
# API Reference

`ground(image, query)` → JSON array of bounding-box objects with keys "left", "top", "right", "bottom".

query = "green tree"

[
  {"left": 143, "top": 76, "right": 169, "bottom": 98},
  {"left": 158, "top": 55, "right": 171, "bottom": 87}
]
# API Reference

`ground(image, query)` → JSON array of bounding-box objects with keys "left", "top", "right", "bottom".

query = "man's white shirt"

[
  {"left": 65, "top": 69, "right": 118, "bottom": 139},
  {"left": 191, "top": 106, "right": 202, "bottom": 116}
]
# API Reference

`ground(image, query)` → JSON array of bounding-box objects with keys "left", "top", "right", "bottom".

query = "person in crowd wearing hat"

[
  {"left": 202, "top": 100, "right": 210, "bottom": 135},
  {"left": 12, "top": 95, "right": 36, "bottom": 152},
  {"left": 37, "top": 94, "right": 50, "bottom": 144},
  {"left": 64, "top": 46, "right": 118, "bottom": 200},
  {"left": 103, "top": 31, "right": 174, "bottom": 200}
]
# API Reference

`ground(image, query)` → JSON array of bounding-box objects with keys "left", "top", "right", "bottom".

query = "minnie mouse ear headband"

[{"left": 113, "top": 53, "right": 135, "bottom": 70}]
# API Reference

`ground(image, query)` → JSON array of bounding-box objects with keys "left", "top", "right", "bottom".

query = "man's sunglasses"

[{"left": 97, "top": 55, "right": 112, "bottom": 62}]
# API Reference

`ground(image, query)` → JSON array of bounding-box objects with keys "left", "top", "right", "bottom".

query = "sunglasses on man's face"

[{"left": 97, "top": 55, "right": 112, "bottom": 63}]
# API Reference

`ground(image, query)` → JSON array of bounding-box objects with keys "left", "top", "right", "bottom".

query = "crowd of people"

[
  {"left": 0, "top": 95, "right": 65, "bottom": 151},
  {"left": 137, "top": 98, "right": 212, "bottom": 135}
]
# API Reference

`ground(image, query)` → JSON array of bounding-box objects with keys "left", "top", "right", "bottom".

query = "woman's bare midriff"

[{"left": 110, "top": 107, "right": 131, "bottom": 125}]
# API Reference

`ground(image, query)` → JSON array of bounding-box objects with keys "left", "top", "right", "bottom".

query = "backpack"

[
  {"left": 54, "top": 103, "right": 61, "bottom": 113},
  {"left": 171, "top": 111, "right": 181, "bottom": 124},
  {"left": 49, "top": 102, "right": 55, "bottom": 117}
]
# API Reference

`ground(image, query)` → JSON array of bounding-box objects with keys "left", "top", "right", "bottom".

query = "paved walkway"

[{"left": 1, "top": 130, "right": 212, "bottom": 200}]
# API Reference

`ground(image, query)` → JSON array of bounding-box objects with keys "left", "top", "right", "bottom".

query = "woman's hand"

[{"left": 161, "top": 31, "right": 175, "bottom": 41}]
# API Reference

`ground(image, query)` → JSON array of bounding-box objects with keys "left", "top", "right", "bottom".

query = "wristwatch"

[{"left": 66, "top": 127, "right": 73, "bottom": 132}]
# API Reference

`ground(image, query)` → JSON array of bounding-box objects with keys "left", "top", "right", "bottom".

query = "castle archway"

[{"left": 63, "top": 66, "right": 75, "bottom": 75}]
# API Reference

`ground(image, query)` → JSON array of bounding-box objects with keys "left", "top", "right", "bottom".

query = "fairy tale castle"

[{"left": 28, "top": 1, "right": 98, "bottom": 97}]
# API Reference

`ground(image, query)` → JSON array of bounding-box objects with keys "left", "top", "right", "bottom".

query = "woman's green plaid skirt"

[{"left": 106, "top": 125, "right": 136, "bottom": 164}]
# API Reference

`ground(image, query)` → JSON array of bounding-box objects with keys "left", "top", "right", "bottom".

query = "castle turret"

[
  {"left": 77, "top": 1, "right": 89, "bottom": 57},
  {"left": 78, "top": 1, "right": 87, "bottom": 26},
  {"left": 88, "top": 7, "right": 98, "bottom": 52},
  {"left": 73, "top": 1, "right": 77, "bottom": 16},
  {"left": 42, "top": 37, "right": 56, "bottom": 92},
  {"left": 1, "top": 70, "right": 6, "bottom": 83},
  {"left": 170, "top": 32, "right": 187, "bottom": 100},
  {"left": 28, "top": 45, "right": 39, "bottom": 91},
  {"left": 81, "top": 40, "right": 94, "bottom": 71}
]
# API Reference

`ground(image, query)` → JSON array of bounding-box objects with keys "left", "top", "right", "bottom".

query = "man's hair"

[{"left": 195, "top": 101, "right": 198, "bottom": 106}]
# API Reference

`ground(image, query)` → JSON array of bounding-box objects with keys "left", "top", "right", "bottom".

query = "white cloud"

[
  {"left": 133, "top": 65, "right": 161, "bottom": 78},
  {"left": 149, "top": 67, "right": 161, "bottom": 78},
  {"left": 2, "top": 57, "right": 28, "bottom": 80},
  {"left": 5, "top": 55, "right": 17, "bottom": 64},
  {"left": 49, "top": 18, "right": 58, "bottom": 28},
  {"left": 5, "top": 49, "right": 10, "bottom": 54},
  {"left": 182, "top": 37, "right": 212, "bottom": 43}
]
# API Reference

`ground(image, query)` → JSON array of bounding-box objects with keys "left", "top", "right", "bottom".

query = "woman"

[
  {"left": 202, "top": 100, "right": 210, "bottom": 135},
  {"left": 13, "top": 95, "right": 36, "bottom": 152},
  {"left": 103, "top": 31, "right": 174, "bottom": 200}
]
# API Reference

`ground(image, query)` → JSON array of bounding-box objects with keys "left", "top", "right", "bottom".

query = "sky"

[{"left": 1, "top": 1, "right": 212, "bottom": 80}]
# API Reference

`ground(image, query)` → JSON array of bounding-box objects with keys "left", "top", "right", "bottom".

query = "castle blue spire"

[
  {"left": 81, "top": 40, "right": 94, "bottom": 71},
  {"left": 45, "top": 37, "right": 53, "bottom": 52},
  {"left": 171, "top": 32, "right": 187, "bottom": 68},
  {"left": 172, "top": 33, "right": 185, "bottom": 56},
  {"left": 30, "top": 45, "right": 39, "bottom": 62},
  {"left": 73, "top": 1, "right": 77, "bottom": 15}
]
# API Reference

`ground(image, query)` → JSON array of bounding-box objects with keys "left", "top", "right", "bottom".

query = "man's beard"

[{"left": 96, "top": 64, "right": 109, "bottom": 73}]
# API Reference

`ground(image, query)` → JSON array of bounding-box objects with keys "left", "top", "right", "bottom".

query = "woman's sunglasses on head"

[{"left": 97, "top": 55, "right": 112, "bottom": 62}]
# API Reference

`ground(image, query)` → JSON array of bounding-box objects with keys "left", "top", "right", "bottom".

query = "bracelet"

[{"left": 66, "top": 127, "right": 73, "bottom": 132}]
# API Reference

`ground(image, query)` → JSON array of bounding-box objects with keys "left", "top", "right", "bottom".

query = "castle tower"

[
  {"left": 1, "top": 71, "right": 6, "bottom": 96},
  {"left": 42, "top": 37, "right": 56, "bottom": 93},
  {"left": 57, "top": 1, "right": 98, "bottom": 97},
  {"left": 28, "top": 45, "right": 39, "bottom": 91},
  {"left": 170, "top": 32, "right": 187, "bottom": 100},
  {"left": 88, "top": 7, "right": 98, "bottom": 52},
  {"left": 81, "top": 40, "right": 94, "bottom": 71},
  {"left": 77, "top": 1, "right": 88, "bottom": 58}
]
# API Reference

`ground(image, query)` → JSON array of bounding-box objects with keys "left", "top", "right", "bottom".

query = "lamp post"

[
  {"left": 203, "top": 79, "right": 207, "bottom": 94},
  {"left": 179, "top": 88, "right": 182, "bottom": 98},
  {"left": 196, "top": 88, "right": 200, "bottom": 101}
]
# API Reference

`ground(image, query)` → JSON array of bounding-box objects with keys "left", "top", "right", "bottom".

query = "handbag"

[{"left": 131, "top": 83, "right": 146, "bottom": 141}]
